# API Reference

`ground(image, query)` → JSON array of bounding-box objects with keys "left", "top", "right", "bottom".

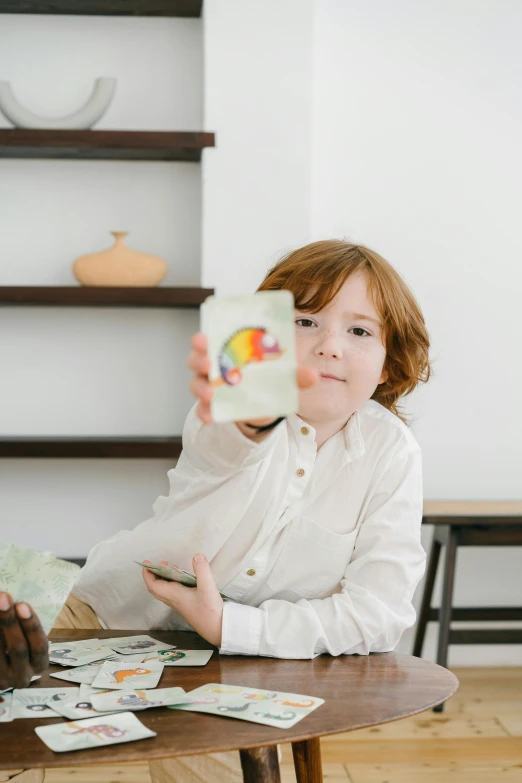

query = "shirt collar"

[{"left": 287, "top": 410, "right": 366, "bottom": 462}]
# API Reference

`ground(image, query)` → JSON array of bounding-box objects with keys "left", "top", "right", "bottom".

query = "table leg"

[
  {"left": 292, "top": 737, "right": 323, "bottom": 783},
  {"left": 239, "top": 745, "right": 281, "bottom": 783}
]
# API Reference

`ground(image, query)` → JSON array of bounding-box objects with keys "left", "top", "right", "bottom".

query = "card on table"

[
  {"left": 201, "top": 290, "right": 298, "bottom": 423},
  {"left": 90, "top": 687, "right": 188, "bottom": 713},
  {"left": 50, "top": 660, "right": 117, "bottom": 685},
  {"left": 0, "top": 543, "right": 80, "bottom": 634},
  {"left": 34, "top": 711, "right": 156, "bottom": 753},
  {"left": 0, "top": 690, "right": 13, "bottom": 722},
  {"left": 136, "top": 562, "right": 233, "bottom": 601},
  {"left": 142, "top": 649, "right": 214, "bottom": 667},
  {"left": 171, "top": 683, "right": 325, "bottom": 729},
  {"left": 103, "top": 634, "right": 175, "bottom": 656},
  {"left": 91, "top": 660, "right": 164, "bottom": 690},
  {"left": 11, "top": 688, "right": 79, "bottom": 719},
  {"left": 51, "top": 696, "right": 113, "bottom": 720},
  {"left": 49, "top": 642, "right": 115, "bottom": 667}
]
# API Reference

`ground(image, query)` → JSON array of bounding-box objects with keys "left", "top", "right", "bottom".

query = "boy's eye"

[
  {"left": 295, "top": 318, "right": 316, "bottom": 328},
  {"left": 350, "top": 327, "right": 370, "bottom": 337}
]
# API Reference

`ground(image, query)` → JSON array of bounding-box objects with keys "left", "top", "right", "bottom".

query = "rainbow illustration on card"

[{"left": 212, "top": 327, "right": 284, "bottom": 387}]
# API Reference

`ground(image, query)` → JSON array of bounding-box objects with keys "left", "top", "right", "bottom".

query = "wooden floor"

[{"left": 37, "top": 668, "right": 522, "bottom": 783}]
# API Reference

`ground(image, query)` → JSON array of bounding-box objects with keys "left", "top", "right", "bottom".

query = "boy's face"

[{"left": 295, "top": 271, "right": 387, "bottom": 423}]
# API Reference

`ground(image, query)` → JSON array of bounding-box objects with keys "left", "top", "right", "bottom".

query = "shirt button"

[
  {"left": 247, "top": 568, "right": 256, "bottom": 576},
  {"left": 296, "top": 468, "right": 305, "bottom": 477},
  {"left": 300, "top": 427, "right": 310, "bottom": 436}
]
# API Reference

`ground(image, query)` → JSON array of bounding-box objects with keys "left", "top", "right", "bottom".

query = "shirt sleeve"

[
  {"left": 181, "top": 404, "right": 283, "bottom": 473},
  {"left": 219, "top": 440, "right": 427, "bottom": 658}
]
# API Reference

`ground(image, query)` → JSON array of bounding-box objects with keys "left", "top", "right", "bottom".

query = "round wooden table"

[{"left": 0, "top": 629, "right": 459, "bottom": 783}]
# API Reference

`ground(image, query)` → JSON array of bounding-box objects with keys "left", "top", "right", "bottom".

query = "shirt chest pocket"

[{"left": 266, "top": 516, "right": 359, "bottom": 599}]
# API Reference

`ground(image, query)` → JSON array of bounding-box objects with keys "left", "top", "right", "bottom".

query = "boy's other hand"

[{"left": 142, "top": 555, "right": 223, "bottom": 647}]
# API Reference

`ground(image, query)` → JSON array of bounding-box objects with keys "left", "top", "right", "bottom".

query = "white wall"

[
  {"left": 0, "top": 15, "right": 203, "bottom": 556},
  {"left": 312, "top": 0, "right": 522, "bottom": 664},
  {"left": 202, "top": 0, "right": 314, "bottom": 294}
]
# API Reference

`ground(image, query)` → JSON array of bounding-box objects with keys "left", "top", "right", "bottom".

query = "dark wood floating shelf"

[
  {"left": 0, "top": 437, "right": 183, "bottom": 459},
  {"left": 0, "top": 130, "right": 215, "bottom": 161},
  {"left": 0, "top": 1, "right": 202, "bottom": 17},
  {"left": 0, "top": 286, "right": 213, "bottom": 307}
]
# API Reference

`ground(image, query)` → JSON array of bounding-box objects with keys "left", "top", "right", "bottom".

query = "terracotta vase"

[{"left": 73, "top": 231, "right": 167, "bottom": 287}]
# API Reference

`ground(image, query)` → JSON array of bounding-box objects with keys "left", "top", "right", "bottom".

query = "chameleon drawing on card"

[
  {"left": 117, "top": 692, "right": 162, "bottom": 709},
  {"left": 144, "top": 651, "right": 186, "bottom": 663},
  {"left": 254, "top": 710, "right": 296, "bottom": 721},
  {"left": 217, "top": 703, "right": 251, "bottom": 713},
  {"left": 63, "top": 722, "right": 126, "bottom": 739},
  {"left": 212, "top": 327, "right": 284, "bottom": 387},
  {"left": 49, "top": 647, "right": 80, "bottom": 663},
  {"left": 244, "top": 691, "right": 277, "bottom": 701},
  {"left": 274, "top": 698, "right": 315, "bottom": 708},
  {"left": 110, "top": 667, "right": 151, "bottom": 684}
]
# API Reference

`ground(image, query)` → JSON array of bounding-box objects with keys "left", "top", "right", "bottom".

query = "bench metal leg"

[
  {"left": 434, "top": 527, "right": 459, "bottom": 712},
  {"left": 413, "top": 536, "right": 442, "bottom": 657}
]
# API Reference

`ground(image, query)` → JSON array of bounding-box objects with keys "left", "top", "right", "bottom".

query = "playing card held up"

[{"left": 201, "top": 290, "right": 298, "bottom": 423}]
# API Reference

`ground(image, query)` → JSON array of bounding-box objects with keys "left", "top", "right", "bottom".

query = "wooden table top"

[
  {"left": 423, "top": 500, "right": 522, "bottom": 525},
  {"left": 0, "top": 629, "right": 458, "bottom": 770}
]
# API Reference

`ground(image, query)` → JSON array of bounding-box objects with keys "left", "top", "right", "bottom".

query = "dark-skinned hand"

[{"left": 0, "top": 591, "right": 49, "bottom": 690}]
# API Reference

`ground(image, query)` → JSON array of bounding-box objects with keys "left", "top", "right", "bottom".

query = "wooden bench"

[{"left": 413, "top": 501, "right": 522, "bottom": 711}]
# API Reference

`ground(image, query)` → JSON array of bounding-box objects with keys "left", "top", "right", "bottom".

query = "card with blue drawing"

[
  {"left": 91, "top": 660, "right": 164, "bottom": 690},
  {"left": 35, "top": 711, "right": 156, "bottom": 752},
  {"left": 141, "top": 649, "right": 214, "bottom": 667},
  {"left": 171, "top": 683, "right": 324, "bottom": 729},
  {"left": 201, "top": 291, "right": 298, "bottom": 423},
  {"left": 11, "top": 687, "right": 79, "bottom": 719},
  {"left": 90, "top": 687, "right": 188, "bottom": 713}
]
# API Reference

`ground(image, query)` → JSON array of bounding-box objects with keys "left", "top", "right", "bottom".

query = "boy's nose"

[{"left": 314, "top": 331, "right": 343, "bottom": 359}]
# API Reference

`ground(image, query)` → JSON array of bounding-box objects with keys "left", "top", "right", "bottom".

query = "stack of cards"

[
  {"left": 49, "top": 641, "right": 115, "bottom": 667},
  {"left": 0, "top": 543, "right": 80, "bottom": 634},
  {"left": 35, "top": 712, "right": 156, "bottom": 752},
  {"left": 171, "top": 684, "right": 324, "bottom": 729},
  {"left": 202, "top": 291, "right": 298, "bottom": 423}
]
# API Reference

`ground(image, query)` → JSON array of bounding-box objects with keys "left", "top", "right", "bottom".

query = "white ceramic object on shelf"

[
  {"left": 73, "top": 232, "right": 168, "bottom": 288},
  {"left": 0, "top": 77, "right": 116, "bottom": 129}
]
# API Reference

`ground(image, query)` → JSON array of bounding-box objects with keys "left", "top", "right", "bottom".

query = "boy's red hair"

[{"left": 257, "top": 240, "right": 430, "bottom": 421}]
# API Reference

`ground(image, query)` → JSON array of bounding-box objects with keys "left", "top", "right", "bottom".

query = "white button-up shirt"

[{"left": 74, "top": 400, "right": 426, "bottom": 659}]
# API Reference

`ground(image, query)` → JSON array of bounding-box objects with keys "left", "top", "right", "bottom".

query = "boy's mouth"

[{"left": 319, "top": 373, "right": 345, "bottom": 383}]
